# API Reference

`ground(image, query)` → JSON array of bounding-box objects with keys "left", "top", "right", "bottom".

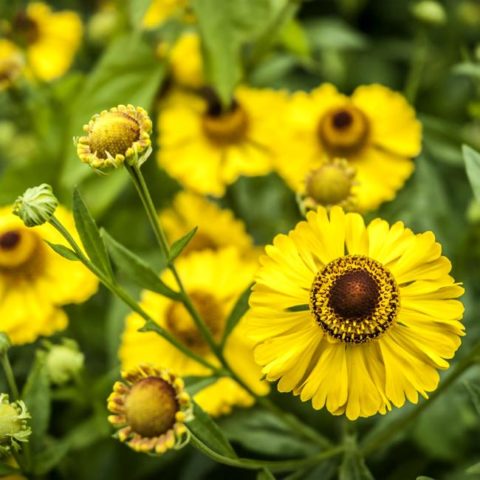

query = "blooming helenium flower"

[{"left": 247, "top": 207, "right": 464, "bottom": 420}]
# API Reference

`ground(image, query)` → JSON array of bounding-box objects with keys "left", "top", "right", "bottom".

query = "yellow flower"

[
  {"left": 107, "top": 364, "right": 192, "bottom": 455},
  {"left": 158, "top": 87, "right": 288, "bottom": 196},
  {"left": 143, "top": 0, "right": 189, "bottom": 28},
  {"left": 247, "top": 207, "right": 464, "bottom": 420},
  {"left": 12, "top": 2, "right": 83, "bottom": 81},
  {"left": 120, "top": 248, "right": 268, "bottom": 416},
  {"left": 76, "top": 105, "right": 152, "bottom": 170},
  {"left": 168, "top": 32, "right": 204, "bottom": 89},
  {"left": 275, "top": 84, "right": 422, "bottom": 212},
  {"left": 0, "top": 40, "right": 24, "bottom": 90},
  {"left": 160, "top": 191, "right": 254, "bottom": 256},
  {"left": 0, "top": 206, "right": 98, "bottom": 345}
]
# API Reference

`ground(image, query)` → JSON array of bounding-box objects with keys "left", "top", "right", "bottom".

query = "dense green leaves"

[{"left": 102, "top": 230, "right": 179, "bottom": 299}]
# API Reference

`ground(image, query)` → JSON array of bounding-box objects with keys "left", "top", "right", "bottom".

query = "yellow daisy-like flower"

[
  {"left": 120, "top": 248, "right": 268, "bottom": 416},
  {"left": 143, "top": 0, "right": 189, "bottom": 28},
  {"left": 76, "top": 105, "right": 152, "bottom": 170},
  {"left": 0, "top": 206, "right": 98, "bottom": 345},
  {"left": 247, "top": 207, "right": 464, "bottom": 420},
  {"left": 158, "top": 87, "right": 288, "bottom": 196},
  {"left": 160, "top": 191, "right": 253, "bottom": 256},
  {"left": 12, "top": 2, "right": 83, "bottom": 82},
  {"left": 107, "top": 364, "right": 192, "bottom": 455},
  {"left": 168, "top": 31, "right": 204, "bottom": 89},
  {"left": 0, "top": 40, "right": 24, "bottom": 90},
  {"left": 275, "top": 84, "right": 422, "bottom": 212}
]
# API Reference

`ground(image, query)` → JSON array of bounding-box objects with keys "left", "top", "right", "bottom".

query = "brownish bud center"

[
  {"left": 125, "top": 377, "right": 178, "bottom": 438},
  {"left": 0, "top": 231, "right": 21, "bottom": 251},
  {"left": 13, "top": 12, "right": 39, "bottom": 45},
  {"left": 89, "top": 112, "right": 140, "bottom": 159},
  {"left": 331, "top": 110, "right": 353, "bottom": 129},
  {"left": 329, "top": 270, "right": 379, "bottom": 318},
  {"left": 202, "top": 101, "right": 249, "bottom": 145}
]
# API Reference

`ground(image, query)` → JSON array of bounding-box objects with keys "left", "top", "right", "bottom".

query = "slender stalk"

[
  {"left": 361, "top": 343, "right": 480, "bottom": 455},
  {"left": 189, "top": 434, "right": 343, "bottom": 472},
  {"left": 404, "top": 30, "right": 428, "bottom": 105},
  {"left": 1, "top": 354, "right": 20, "bottom": 400},
  {"left": 48, "top": 216, "right": 217, "bottom": 372}
]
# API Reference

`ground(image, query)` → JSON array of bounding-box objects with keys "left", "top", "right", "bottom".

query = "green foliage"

[
  {"left": 168, "top": 227, "right": 198, "bottom": 262},
  {"left": 463, "top": 145, "right": 480, "bottom": 203},
  {"left": 220, "top": 283, "right": 253, "bottom": 347}
]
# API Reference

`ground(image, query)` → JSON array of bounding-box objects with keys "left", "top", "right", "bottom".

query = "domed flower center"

[
  {"left": 305, "top": 160, "right": 355, "bottom": 208},
  {"left": 202, "top": 100, "right": 249, "bottom": 145},
  {"left": 0, "top": 229, "right": 39, "bottom": 270},
  {"left": 329, "top": 270, "right": 379, "bottom": 318},
  {"left": 166, "top": 290, "right": 223, "bottom": 353},
  {"left": 318, "top": 105, "right": 369, "bottom": 156},
  {"left": 182, "top": 232, "right": 218, "bottom": 255},
  {"left": 125, "top": 377, "right": 178, "bottom": 438},
  {"left": 310, "top": 255, "right": 399, "bottom": 343},
  {"left": 89, "top": 112, "right": 140, "bottom": 159},
  {"left": 13, "top": 12, "right": 39, "bottom": 45}
]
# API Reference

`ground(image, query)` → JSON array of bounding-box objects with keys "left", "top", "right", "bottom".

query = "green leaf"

[
  {"left": 129, "top": 0, "right": 152, "bottom": 29},
  {"left": 304, "top": 18, "right": 368, "bottom": 51},
  {"left": 22, "top": 351, "right": 50, "bottom": 452},
  {"left": 45, "top": 241, "right": 80, "bottom": 262},
  {"left": 286, "top": 304, "right": 309, "bottom": 312},
  {"left": 257, "top": 468, "right": 276, "bottom": 480},
  {"left": 169, "top": 227, "right": 198, "bottom": 262},
  {"left": 184, "top": 376, "right": 218, "bottom": 395},
  {"left": 0, "top": 463, "right": 20, "bottom": 475},
  {"left": 73, "top": 189, "right": 113, "bottom": 278},
  {"left": 339, "top": 438, "right": 374, "bottom": 480},
  {"left": 102, "top": 230, "right": 179, "bottom": 299},
  {"left": 464, "top": 381, "right": 480, "bottom": 416},
  {"left": 60, "top": 33, "right": 166, "bottom": 191},
  {"left": 220, "top": 407, "right": 317, "bottom": 457},
  {"left": 416, "top": 477, "right": 436, "bottom": 480},
  {"left": 467, "top": 462, "right": 480, "bottom": 474},
  {"left": 33, "top": 439, "right": 70, "bottom": 475},
  {"left": 463, "top": 145, "right": 480, "bottom": 203},
  {"left": 452, "top": 62, "right": 480, "bottom": 80},
  {"left": 188, "top": 402, "right": 237, "bottom": 459},
  {"left": 220, "top": 283, "right": 253, "bottom": 347}
]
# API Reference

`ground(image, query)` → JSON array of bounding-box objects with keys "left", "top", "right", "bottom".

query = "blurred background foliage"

[{"left": 1, "top": 0, "right": 480, "bottom": 478}]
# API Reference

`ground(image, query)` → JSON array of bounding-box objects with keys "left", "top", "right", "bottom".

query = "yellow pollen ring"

[
  {"left": 202, "top": 105, "right": 249, "bottom": 145},
  {"left": 309, "top": 255, "right": 399, "bottom": 344},
  {"left": 318, "top": 105, "right": 370, "bottom": 155}
]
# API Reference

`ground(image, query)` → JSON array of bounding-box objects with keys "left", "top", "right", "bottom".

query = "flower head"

[
  {"left": 13, "top": 184, "right": 58, "bottom": 227},
  {"left": 0, "top": 40, "right": 24, "bottom": 91},
  {"left": 143, "top": 0, "right": 189, "bottom": 28},
  {"left": 0, "top": 394, "right": 31, "bottom": 455},
  {"left": 0, "top": 206, "right": 98, "bottom": 345},
  {"left": 247, "top": 207, "right": 464, "bottom": 420},
  {"left": 44, "top": 339, "right": 84, "bottom": 385},
  {"left": 107, "top": 365, "right": 192, "bottom": 455},
  {"left": 76, "top": 105, "right": 153, "bottom": 170},
  {"left": 120, "top": 248, "right": 268, "bottom": 416},
  {"left": 158, "top": 87, "right": 287, "bottom": 196},
  {"left": 299, "top": 158, "right": 356, "bottom": 213},
  {"left": 275, "top": 84, "right": 422, "bottom": 212}
]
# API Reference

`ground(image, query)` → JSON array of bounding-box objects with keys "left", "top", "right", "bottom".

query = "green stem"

[
  {"left": 404, "top": 30, "right": 428, "bottom": 105},
  {"left": 1, "top": 354, "right": 20, "bottom": 400},
  {"left": 361, "top": 343, "right": 480, "bottom": 455},
  {"left": 48, "top": 216, "right": 217, "bottom": 372},
  {"left": 189, "top": 434, "right": 343, "bottom": 472},
  {"left": 125, "top": 164, "right": 220, "bottom": 357}
]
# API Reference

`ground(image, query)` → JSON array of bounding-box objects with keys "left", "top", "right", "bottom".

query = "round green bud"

[
  {"left": 13, "top": 184, "right": 58, "bottom": 227},
  {"left": 45, "top": 340, "right": 84, "bottom": 385}
]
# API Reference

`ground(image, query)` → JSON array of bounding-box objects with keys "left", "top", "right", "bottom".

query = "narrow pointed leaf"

[
  {"left": 184, "top": 376, "right": 218, "bottom": 395},
  {"left": 286, "top": 304, "right": 309, "bottom": 312},
  {"left": 45, "top": 241, "right": 80, "bottom": 262},
  {"left": 168, "top": 227, "right": 198, "bottom": 263},
  {"left": 103, "top": 230, "right": 180, "bottom": 300},
  {"left": 221, "top": 283, "right": 253, "bottom": 347},
  {"left": 72, "top": 189, "right": 113, "bottom": 278},
  {"left": 188, "top": 402, "right": 237, "bottom": 458}
]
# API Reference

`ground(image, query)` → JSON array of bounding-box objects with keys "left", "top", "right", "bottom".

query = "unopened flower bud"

[
  {"left": 411, "top": 1, "right": 447, "bottom": 26},
  {"left": 0, "top": 394, "right": 31, "bottom": 455},
  {"left": 13, "top": 184, "right": 58, "bottom": 227},
  {"left": 45, "top": 339, "right": 84, "bottom": 385}
]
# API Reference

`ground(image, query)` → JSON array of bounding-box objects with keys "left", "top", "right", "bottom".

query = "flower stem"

[
  {"left": 48, "top": 216, "right": 217, "bottom": 372},
  {"left": 0, "top": 354, "right": 20, "bottom": 400},
  {"left": 189, "top": 434, "right": 343, "bottom": 472},
  {"left": 361, "top": 342, "right": 480, "bottom": 456}
]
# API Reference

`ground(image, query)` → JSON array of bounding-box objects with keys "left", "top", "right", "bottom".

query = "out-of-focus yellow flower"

[
  {"left": 0, "top": 40, "right": 24, "bottom": 90},
  {"left": 0, "top": 206, "right": 98, "bottom": 345},
  {"left": 12, "top": 2, "right": 83, "bottom": 81},
  {"left": 160, "top": 191, "right": 254, "bottom": 256},
  {"left": 275, "top": 84, "right": 422, "bottom": 212},
  {"left": 158, "top": 87, "right": 288, "bottom": 196},
  {"left": 76, "top": 105, "right": 152, "bottom": 171},
  {"left": 108, "top": 365, "right": 192, "bottom": 455},
  {"left": 120, "top": 248, "right": 269, "bottom": 416},
  {"left": 168, "top": 31, "right": 204, "bottom": 88},
  {"left": 247, "top": 207, "right": 464, "bottom": 420},
  {"left": 143, "top": 0, "right": 189, "bottom": 29}
]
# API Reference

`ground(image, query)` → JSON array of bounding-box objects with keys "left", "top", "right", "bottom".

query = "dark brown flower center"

[
  {"left": 13, "top": 12, "right": 39, "bottom": 45},
  {"left": 0, "top": 231, "right": 21, "bottom": 251},
  {"left": 331, "top": 110, "right": 353, "bottom": 129},
  {"left": 329, "top": 270, "right": 379, "bottom": 318}
]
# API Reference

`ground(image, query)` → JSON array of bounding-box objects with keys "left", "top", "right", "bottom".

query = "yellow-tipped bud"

[{"left": 0, "top": 394, "right": 31, "bottom": 455}]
